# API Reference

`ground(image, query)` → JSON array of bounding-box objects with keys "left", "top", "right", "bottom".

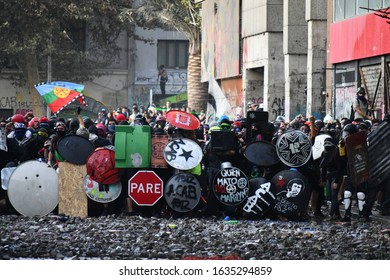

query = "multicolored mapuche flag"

[{"left": 34, "top": 81, "right": 86, "bottom": 114}]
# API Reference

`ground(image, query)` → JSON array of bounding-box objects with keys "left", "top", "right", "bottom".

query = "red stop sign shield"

[{"left": 128, "top": 171, "right": 163, "bottom": 206}]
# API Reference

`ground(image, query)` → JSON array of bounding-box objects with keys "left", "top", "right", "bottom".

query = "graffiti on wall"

[
  {"left": 335, "top": 86, "right": 356, "bottom": 120},
  {"left": 270, "top": 96, "right": 285, "bottom": 120},
  {"left": 0, "top": 92, "right": 35, "bottom": 115},
  {"left": 201, "top": 0, "right": 240, "bottom": 81},
  {"left": 135, "top": 71, "right": 188, "bottom": 95}
]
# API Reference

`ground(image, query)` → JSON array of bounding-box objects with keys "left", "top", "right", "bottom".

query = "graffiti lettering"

[
  {"left": 164, "top": 173, "right": 201, "bottom": 213},
  {"left": 0, "top": 96, "right": 33, "bottom": 110},
  {"left": 271, "top": 97, "right": 285, "bottom": 120}
]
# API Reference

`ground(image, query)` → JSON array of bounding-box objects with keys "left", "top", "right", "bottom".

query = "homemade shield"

[
  {"left": 271, "top": 169, "right": 310, "bottom": 216},
  {"left": 7, "top": 160, "right": 58, "bottom": 217},
  {"left": 245, "top": 111, "right": 269, "bottom": 141},
  {"left": 276, "top": 130, "right": 312, "bottom": 167},
  {"left": 345, "top": 130, "right": 369, "bottom": 187},
  {"left": 242, "top": 177, "right": 276, "bottom": 217},
  {"left": 86, "top": 146, "right": 122, "bottom": 185},
  {"left": 114, "top": 125, "right": 151, "bottom": 168},
  {"left": 1, "top": 167, "right": 16, "bottom": 190},
  {"left": 164, "top": 173, "right": 201, "bottom": 213},
  {"left": 163, "top": 138, "right": 203, "bottom": 170},
  {"left": 83, "top": 174, "right": 122, "bottom": 203},
  {"left": 151, "top": 134, "right": 169, "bottom": 168},
  {"left": 210, "top": 130, "right": 237, "bottom": 152},
  {"left": 368, "top": 121, "right": 390, "bottom": 188},
  {"left": 57, "top": 135, "right": 94, "bottom": 165},
  {"left": 312, "top": 134, "right": 332, "bottom": 160},
  {"left": 212, "top": 166, "right": 249, "bottom": 206},
  {"left": 166, "top": 110, "right": 200, "bottom": 130},
  {"left": 244, "top": 141, "right": 280, "bottom": 167}
]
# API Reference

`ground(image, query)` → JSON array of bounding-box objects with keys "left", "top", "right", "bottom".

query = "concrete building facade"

[
  {"left": 200, "top": 0, "right": 328, "bottom": 122},
  {"left": 328, "top": 0, "right": 390, "bottom": 120},
  {"left": 0, "top": 27, "right": 188, "bottom": 120}
]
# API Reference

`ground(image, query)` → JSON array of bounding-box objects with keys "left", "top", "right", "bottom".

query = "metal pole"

[{"left": 46, "top": 37, "right": 52, "bottom": 117}]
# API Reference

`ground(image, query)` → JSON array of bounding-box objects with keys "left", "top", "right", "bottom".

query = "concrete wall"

[
  {"left": 283, "top": 0, "right": 308, "bottom": 120},
  {"left": 306, "top": 0, "right": 327, "bottom": 120},
  {"left": 242, "top": 0, "right": 284, "bottom": 120}
]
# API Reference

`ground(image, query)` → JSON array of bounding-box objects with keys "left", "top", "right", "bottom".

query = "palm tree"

[{"left": 128, "top": 0, "right": 208, "bottom": 113}]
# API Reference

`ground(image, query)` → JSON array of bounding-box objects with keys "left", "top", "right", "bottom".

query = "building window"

[
  {"left": 335, "top": 0, "right": 390, "bottom": 21},
  {"left": 157, "top": 40, "right": 189, "bottom": 69}
]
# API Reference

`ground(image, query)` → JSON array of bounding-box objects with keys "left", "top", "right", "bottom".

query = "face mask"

[
  {"left": 108, "top": 125, "right": 115, "bottom": 131},
  {"left": 14, "top": 129, "right": 26, "bottom": 140},
  {"left": 56, "top": 130, "right": 66, "bottom": 138}
]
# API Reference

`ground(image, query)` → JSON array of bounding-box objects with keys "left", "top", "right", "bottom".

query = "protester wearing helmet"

[
  {"left": 7, "top": 122, "right": 32, "bottom": 141},
  {"left": 11, "top": 114, "right": 26, "bottom": 124},
  {"left": 353, "top": 87, "right": 372, "bottom": 121}
]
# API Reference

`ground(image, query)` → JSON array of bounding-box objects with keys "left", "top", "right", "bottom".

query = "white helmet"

[{"left": 323, "top": 114, "right": 334, "bottom": 124}]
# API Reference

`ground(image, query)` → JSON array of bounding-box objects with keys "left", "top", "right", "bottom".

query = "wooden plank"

[{"left": 58, "top": 161, "right": 88, "bottom": 217}]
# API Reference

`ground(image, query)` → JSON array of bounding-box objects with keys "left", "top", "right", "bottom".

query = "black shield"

[
  {"left": 368, "top": 121, "right": 390, "bottom": 188},
  {"left": 246, "top": 111, "right": 269, "bottom": 141},
  {"left": 271, "top": 169, "right": 310, "bottom": 216},
  {"left": 276, "top": 130, "right": 312, "bottom": 167},
  {"left": 345, "top": 130, "right": 369, "bottom": 187},
  {"left": 244, "top": 141, "right": 280, "bottom": 167},
  {"left": 57, "top": 135, "right": 94, "bottom": 165},
  {"left": 164, "top": 173, "right": 201, "bottom": 213},
  {"left": 242, "top": 177, "right": 276, "bottom": 217},
  {"left": 212, "top": 166, "right": 249, "bottom": 206}
]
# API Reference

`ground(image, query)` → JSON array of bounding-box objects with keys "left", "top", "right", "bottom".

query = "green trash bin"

[{"left": 114, "top": 125, "right": 151, "bottom": 168}]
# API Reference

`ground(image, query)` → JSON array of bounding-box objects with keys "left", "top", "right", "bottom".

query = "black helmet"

[
  {"left": 343, "top": 123, "right": 357, "bottom": 134},
  {"left": 357, "top": 87, "right": 365, "bottom": 95}
]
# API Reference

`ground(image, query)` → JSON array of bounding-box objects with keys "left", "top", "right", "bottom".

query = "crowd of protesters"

[{"left": 1, "top": 91, "right": 389, "bottom": 222}]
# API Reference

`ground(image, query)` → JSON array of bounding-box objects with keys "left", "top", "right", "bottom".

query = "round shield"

[
  {"left": 271, "top": 169, "right": 310, "bottom": 216},
  {"left": 57, "top": 135, "right": 94, "bottom": 165},
  {"left": 163, "top": 138, "right": 203, "bottom": 170},
  {"left": 242, "top": 177, "right": 276, "bottom": 217},
  {"left": 7, "top": 160, "right": 58, "bottom": 217},
  {"left": 86, "top": 147, "right": 122, "bottom": 185},
  {"left": 166, "top": 110, "right": 200, "bottom": 130},
  {"left": 164, "top": 173, "right": 201, "bottom": 213},
  {"left": 83, "top": 175, "right": 122, "bottom": 203},
  {"left": 212, "top": 166, "right": 249, "bottom": 206},
  {"left": 276, "top": 130, "right": 312, "bottom": 167},
  {"left": 312, "top": 134, "right": 331, "bottom": 160},
  {"left": 244, "top": 141, "right": 280, "bottom": 166}
]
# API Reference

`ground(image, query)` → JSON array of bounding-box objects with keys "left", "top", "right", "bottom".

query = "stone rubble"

[{"left": 0, "top": 214, "right": 389, "bottom": 260}]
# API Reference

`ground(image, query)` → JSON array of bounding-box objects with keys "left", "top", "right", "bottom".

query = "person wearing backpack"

[{"left": 352, "top": 87, "right": 372, "bottom": 121}]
